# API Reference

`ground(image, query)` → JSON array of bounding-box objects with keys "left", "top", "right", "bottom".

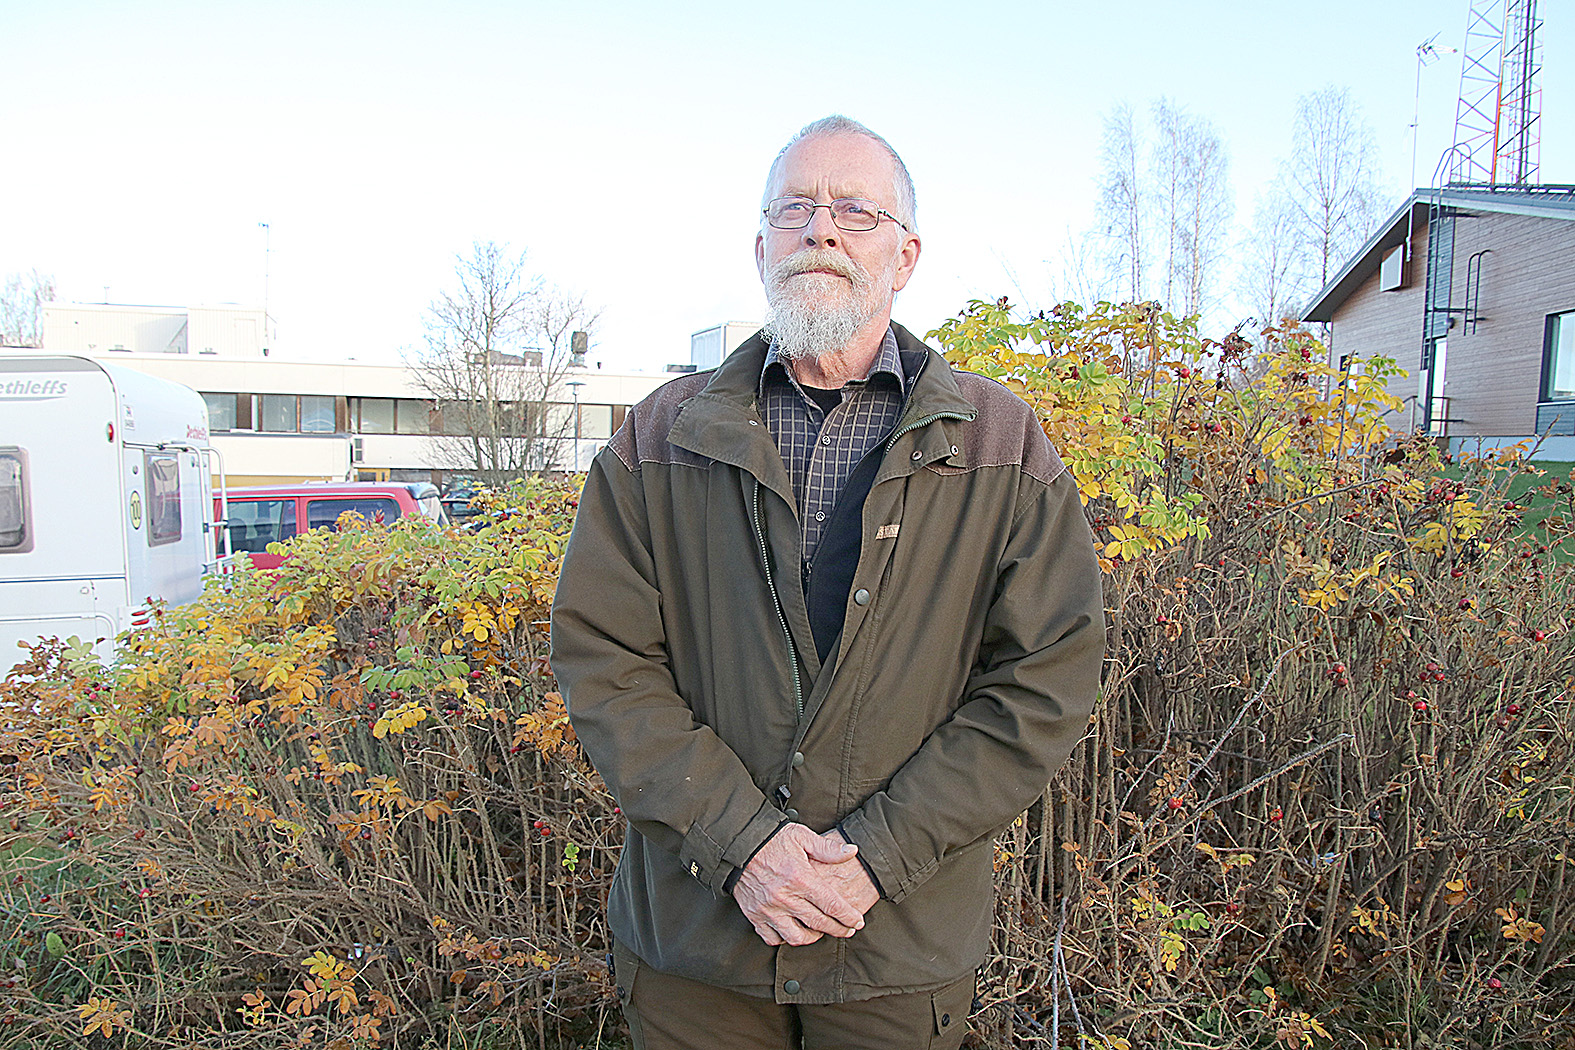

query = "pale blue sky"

[{"left": 2, "top": 0, "right": 1569, "bottom": 370}]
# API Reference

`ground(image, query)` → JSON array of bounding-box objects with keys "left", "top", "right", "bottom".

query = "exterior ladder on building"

[{"left": 1419, "top": 197, "right": 1457, "bottom": 432}]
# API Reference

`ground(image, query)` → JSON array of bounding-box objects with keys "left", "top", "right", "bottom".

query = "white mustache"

[{"left": 769, "top": 250, "right": 866, "bottom": 286}]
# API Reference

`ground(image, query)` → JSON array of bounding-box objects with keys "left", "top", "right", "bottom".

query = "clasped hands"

[{"left": 730, "top": 823, "right": 879, "bottom": 946}]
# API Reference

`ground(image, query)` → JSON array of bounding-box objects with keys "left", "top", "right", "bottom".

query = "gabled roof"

[{"left": 1301, "top": 184, "right": 1575, "bottom": 323}]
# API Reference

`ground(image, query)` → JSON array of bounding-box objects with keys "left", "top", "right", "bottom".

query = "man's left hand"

[{"left": 815, "top": 830, "right": 878, "bottom": 914}]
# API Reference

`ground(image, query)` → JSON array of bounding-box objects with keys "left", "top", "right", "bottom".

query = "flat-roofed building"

[{"left": 1303, "top": 185, "right": 1575, "bottom": 460}]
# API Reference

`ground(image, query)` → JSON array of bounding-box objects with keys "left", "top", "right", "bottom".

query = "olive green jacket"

[{"left": 550, "top": 324, "right": 1104, "bottom": 1004}]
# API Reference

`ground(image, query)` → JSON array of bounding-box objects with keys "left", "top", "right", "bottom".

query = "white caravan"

[{"left": 0, "top": 355, "right": 227, "bottom": 671}]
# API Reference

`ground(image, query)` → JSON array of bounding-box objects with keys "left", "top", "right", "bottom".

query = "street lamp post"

[{"left": 567, "top": 379, "right": 587, "bottom": 471}]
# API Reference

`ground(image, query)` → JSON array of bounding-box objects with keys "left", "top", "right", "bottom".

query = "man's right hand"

[{"left": 731, "top": 823, "right": 872, "bottom": 946}]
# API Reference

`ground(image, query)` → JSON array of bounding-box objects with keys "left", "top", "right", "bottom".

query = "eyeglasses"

[{"left": 763, "top": 196, "right": 910, "bottom": 233}]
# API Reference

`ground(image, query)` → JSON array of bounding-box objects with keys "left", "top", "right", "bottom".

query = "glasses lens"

[
  {"left": 830, "top": 199, "right": 880, "bottom": 231},
  {"left": 766, "top": 197, "right": 815, "bottom": 229}
]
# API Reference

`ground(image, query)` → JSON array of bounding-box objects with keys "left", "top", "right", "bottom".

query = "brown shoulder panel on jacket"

[
  {"left": 606, "top": 371, "right": 717, "bottom": 473},
  {"left": 948, "top": 371, "right": 1066, "bottom": 486}
]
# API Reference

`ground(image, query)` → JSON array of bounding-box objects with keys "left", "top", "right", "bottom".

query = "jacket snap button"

[
  {"left": 785, "top": 808, "right": 798, "bottom": 819},
  {"left": 792, "top": 751, "right": 804, "bottom": 768},
  {"left": 783, "top": 979, "right": 801, "bottom": 994},
  {"left": 853, "top": 588, "right": 870, "bottom": 606},
  {"left": 950, "top": 445, "right": 958, "bottom": 455},
  {"left": 749, "top": 419, "right": 759, "bottom": 425},
  {"left": 910, "top": 450, "right": 922, "bottom": 461},
  {"left": 941, "top": 1013, "right": 951, "bottom": 1026}
]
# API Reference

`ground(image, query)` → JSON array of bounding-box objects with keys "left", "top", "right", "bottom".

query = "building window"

[
  {"left": 1545, "top": 310, "right": 1575, "bottom": 402},
  {"left": 260, "top": 394, "right": 297, "bottom": 433},
  {"left": 357, "top": 397, "right": 395, "bottom": 434},
  {"left": 145, "top": 452, "right": 182, "bottom": 546},
  {"left": 202, "top": 392, "right": 238, "bottom": 431},
  {"left": 300, "top": 395, "right": 336, "bottom": 433},
  {"left": 578, "top": 404, "right": 614, "bottom": 440},
  {"left": 395, "top": 399, "right": 432, "bottom": 435},
  {"left": 0, "top": 448, "right": 33, "bottom": 553}
]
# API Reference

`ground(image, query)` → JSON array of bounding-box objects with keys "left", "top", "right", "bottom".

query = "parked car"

[
  {"left": 216, "top": 482, "right": 447, "bottom": 570},
  {"left": 439, "top": 479, "right": 487, "bottom": 527}
]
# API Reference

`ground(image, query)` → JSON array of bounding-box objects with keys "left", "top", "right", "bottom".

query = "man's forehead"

[{"left": 771, "top": 133, "right": 896, "bottom": 196}]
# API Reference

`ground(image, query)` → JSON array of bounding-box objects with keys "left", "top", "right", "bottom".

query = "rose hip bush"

[
  {"left": 937, "top": 300, "right": 1575, "bottom": 1049},
  {"left": 0, "top": 478, "right": 618, "bottom": 1048},
  {"left": 2, "top": 301, "right": 1572, "bottom": 1049}
]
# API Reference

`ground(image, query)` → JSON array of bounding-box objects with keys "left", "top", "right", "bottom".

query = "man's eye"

[
  {"left": 836, "top": 200, "right": 875, "bottom": 218},
  {"left": 777, "top": 200, "right": 812, "bottom": 217}
]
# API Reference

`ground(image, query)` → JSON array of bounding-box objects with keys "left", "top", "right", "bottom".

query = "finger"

[
  {"left": 781, "top": 896, "right": 862, "bottom": 938},
  {"left": 805, "top": 834, "right": 859, "bottom": 865},
  {"left": 803, "top": 885, "right": 867, "bottom": 932},
  {"left": 753, "top": 922, "right": 783, "bottom": 946},
  {"left": 778, "top": 917, "right": 824, "bottom": 947}
]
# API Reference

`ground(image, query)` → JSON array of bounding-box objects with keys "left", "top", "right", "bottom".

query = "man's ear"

[
  {"left": 890, "top": 233, "right": 921, "bottom": 292},
  {"left": 755, "top": 232, "right": 766, "bottom": 283}
]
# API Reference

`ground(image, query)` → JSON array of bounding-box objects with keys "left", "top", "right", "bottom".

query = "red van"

[{"left": 215, "top": 482, "right": 448, "bottom": 570}]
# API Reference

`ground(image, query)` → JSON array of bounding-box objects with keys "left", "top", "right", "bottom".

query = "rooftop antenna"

[
  {"left": 1445, "top": 0, "right": 1542, "bottom": 186},
  {"left": 1412, "top": 34, "right": 1457, "bottom": 193},
  {"left": 258, "top": 221, "right": 271, "bottom": 350}
]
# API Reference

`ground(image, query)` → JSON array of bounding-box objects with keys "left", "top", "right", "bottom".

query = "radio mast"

[{"left": 1444, "top": 0, "right": 1542, "bottom": 186}]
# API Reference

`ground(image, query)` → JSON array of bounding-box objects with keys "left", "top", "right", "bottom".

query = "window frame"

[
  {"left": 1543, "top": 309, "right": 1575, "bottom": 403},
  {"left": 145, "top": 451, "right": 183, "bottom": 547},
  {"left": 0, "top": 446, "right": 34, "bottom": 554}
]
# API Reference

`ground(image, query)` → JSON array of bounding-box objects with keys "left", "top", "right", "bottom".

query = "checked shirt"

[{"left": 759, "top": 327, "right": 907, "bottom": 564}]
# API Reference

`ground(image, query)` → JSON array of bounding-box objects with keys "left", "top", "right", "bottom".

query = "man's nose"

[{"left": 802, "top": 205, "right": 840, "bottom": 249}]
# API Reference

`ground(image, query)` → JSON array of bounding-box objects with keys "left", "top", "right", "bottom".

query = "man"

[{"left": 550, "top": 116, "right": 1104, "bottom": 1049}]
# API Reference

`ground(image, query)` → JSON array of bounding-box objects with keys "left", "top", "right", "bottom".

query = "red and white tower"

[{"left": 1443, "top": 0, "right": 1543, "bottom": 186}]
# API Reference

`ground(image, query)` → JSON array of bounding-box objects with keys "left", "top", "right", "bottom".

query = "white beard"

[{"left": 762, "top": 249, "right": 884, "bottom": 363}]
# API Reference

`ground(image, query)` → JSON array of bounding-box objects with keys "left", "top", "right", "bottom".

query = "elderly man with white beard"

[{"left": 551, "top": 116, "right": 1105, "bottom": 1049}]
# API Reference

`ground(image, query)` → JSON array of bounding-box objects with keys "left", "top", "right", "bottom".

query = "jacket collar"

[{"left": 668, "top": 322, "right": 975, "bottom": 471}]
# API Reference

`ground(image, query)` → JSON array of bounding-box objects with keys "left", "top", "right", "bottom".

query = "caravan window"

[
  {"left": 146, "top": 453, "right": 182, "bottom": 546},
  {"left": 0, "top": 448, "right": 32, "bottom": 553}
]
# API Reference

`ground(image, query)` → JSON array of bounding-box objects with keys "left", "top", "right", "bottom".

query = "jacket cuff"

[
  {"left": 722, "top": 817, "right": 792, "bottom": 894},
  {"left": 680, "top": 799, "right": 789, "bottom": 898},
  {"left": 835, "top": 821, "right": 886, "bottom": 898},
  {"left": 836, "top": 809, "right": 935, "bottom": 904}
]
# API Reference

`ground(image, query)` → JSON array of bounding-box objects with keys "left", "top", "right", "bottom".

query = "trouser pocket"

[
  {"left": 611, "top": 941, "right": 645, "bottom": 1047},
  {"left": 928, "top": 970, "right": 977, "bottom": 1050}
]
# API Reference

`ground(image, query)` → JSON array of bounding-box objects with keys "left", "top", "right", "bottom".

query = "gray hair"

[{"left": 762, "top": 115, "right": 918, "bottom": 234}]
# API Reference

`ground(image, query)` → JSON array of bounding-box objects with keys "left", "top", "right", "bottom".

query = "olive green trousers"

[{"left": 612, "top": 942, "right": 974, "bottom": 1050}]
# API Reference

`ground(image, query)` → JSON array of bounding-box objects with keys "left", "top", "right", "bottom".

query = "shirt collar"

[{"left": 760, "top": 326, "right": 905, "bottom": 395}]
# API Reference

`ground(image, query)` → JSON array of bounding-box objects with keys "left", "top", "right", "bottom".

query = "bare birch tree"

[
  {"left": 1235, "top": 179, "right": 1306, "bottom": 329},
  {"left": 408, "top": 243, "right": 599, "bottom": 484},
  {"left": 0, "top": 270, "right": 56, "bottom": 348},
  {"left": 1161, "top": 102, "right": 1233, "bottom": 317},
  {"left": 1093, "top": 101, "right": 1231, "bottom": 316},
  {"left": 1286, "top": 86, "right": 1386, "bottom": 292},
  {"left": 1096, "top": 102, "right": 1146, "bottom": 302}
]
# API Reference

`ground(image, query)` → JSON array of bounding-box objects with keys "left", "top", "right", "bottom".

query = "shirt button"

[
  {"left": 910, "top": 450, "right": 922, "bottom": 461},
  {"left": 783, "top": 980, "right": 801, "bottom": 994},
  {"left": 814, "top": 511, "right": 825, "bottom": 522},
  {"left": 853, "top": 588, "right": 870, "bottom": 606},
  {"left": 950, "top": 445, "right": 959, "bottom": 455},
  {"left": 749, "top": 419, "right": 759, "bottom": 426},
  {"left": 821, "top": 436, "right": 832, "bottom": 445},
  {"left": 792, "top": 751, "right": 805, "bottom": 768}
]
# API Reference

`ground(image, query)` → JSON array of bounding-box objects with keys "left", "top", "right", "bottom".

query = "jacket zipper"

[
  {"left": 885, "top": 410, "right": 972, "bottom": 453},
  {"left": 752, "top": 479, "right": 803, "bottom": 720}
]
